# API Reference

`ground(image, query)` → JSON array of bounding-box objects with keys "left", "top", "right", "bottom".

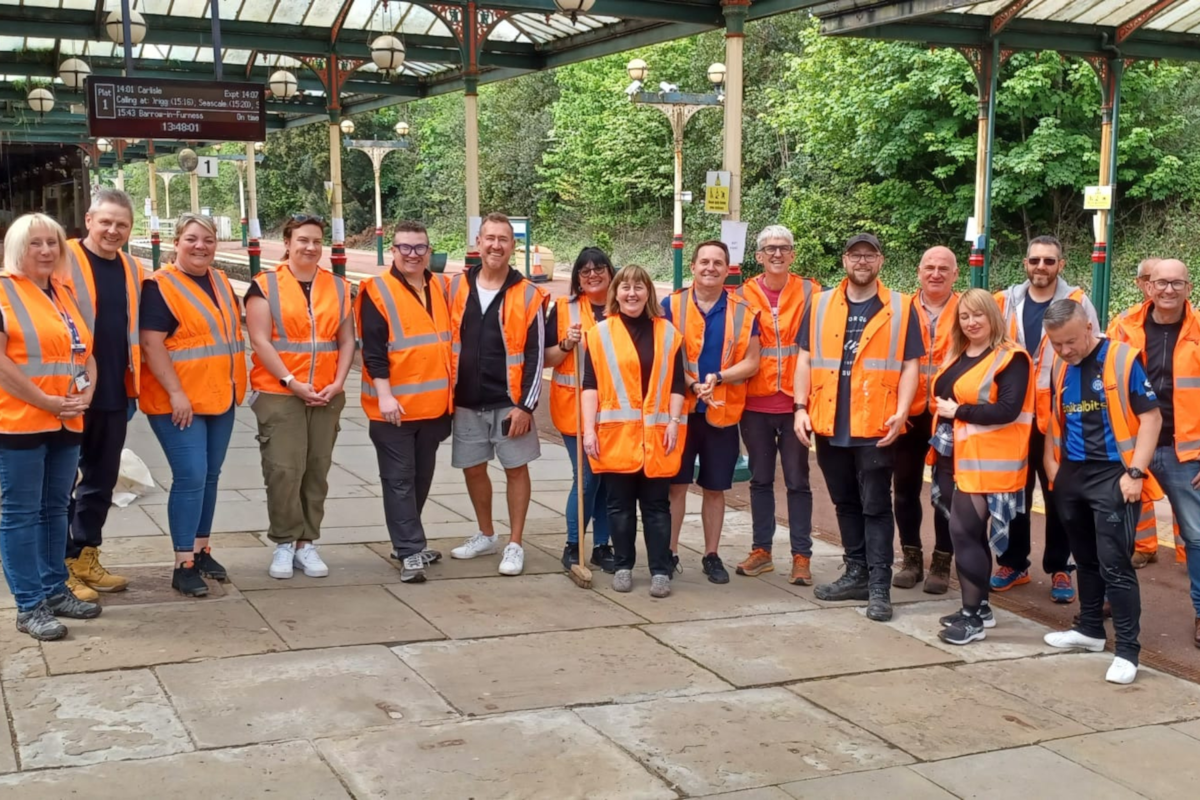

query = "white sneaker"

[
  {"left": 294, "top": 544, "right": 329, "bottom": 578},
  {"left": 451, "top": 533, "right": 499, "bottom": 560},
  {"left": 1106, "top": 656, "right": 1138, "bottom": 685},
  {"left": 499, "top": 543, "right": 525, "bottom": 576},
  {"left": 269, "top": 543, "right": 295, "bottom": 579},
  {"left": 1043, "top": 629, "right": 1106, "bottom": 652}
]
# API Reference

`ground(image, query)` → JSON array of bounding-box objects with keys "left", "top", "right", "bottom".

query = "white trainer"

[
  {"left": 498, "top": 543, "right": 525, "bottom": 576},
  {"left": 1106, "top": 656, "right": 1138, "bottom": 685},
  {"left": 1043, "top": 629, "right": 1106, "bottom": 652},
  {"left": 451, "top": 533, "right": 499, "bottom": 560},
  {"left": 269, "top": 543, "right": 295, "bottom": 579},
  {"left": 294, "top": 544, "right": 329, "bottom": 578}
]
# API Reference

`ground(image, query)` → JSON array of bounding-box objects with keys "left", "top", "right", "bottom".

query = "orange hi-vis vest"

[
  {"left": 249, "top": 264, "right": 350, "bottom": 395},
  {"left": 1108, "top": 299, "right": 1200, "bottom": 462},
  {"left": 64, "top": 239, "right": 142, "bottom": 397},
  {"left": 139, "top": 265, "right": 247, "bottom": 416},
  {"left": 586, "top": 315, "right": 685, "bottom": 479},
  {"left": 996, "top": 280, "right": 1088, "bottom": 434},
  {"left": 668, "top": 288, "right": 756, "bottom": 427},
  {"left": 549, "top": 295, "right": 601, "bottom": 436},
  {"left": 356, "top": 271, "right": 454, "bottom": 423},
  {"left": 736, "top": 274, "right": 819, "bottom": 400},
  {"left": 807, "top": 281, "right": 913, "bottom": 439},
  {"left": 448, "top": 272, "right": 548, "bottom": 409},
  {"left": 0, "top": 273, "right": 94, "bottom": 434},
  {"left": 936, "top": 343, "right": 1035, "bottom": 494},
  {"left": 909, "top": 292, "right": 959, "bottom": 416},
  {"left": 1048, "top": 341, "right": 1163, "bottom": 501}
]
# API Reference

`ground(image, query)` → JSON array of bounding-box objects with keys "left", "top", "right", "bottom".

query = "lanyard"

[{"left": 49, "top": 287, "right": 87, "bottom": 362}]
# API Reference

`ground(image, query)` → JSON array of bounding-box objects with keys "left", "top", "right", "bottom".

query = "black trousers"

[
  {"left": 369, "top": 415, "right": 452, "bottom": 558},
  {"left": 1054, "top": 460, "right": 1141, "bottom": 663},
  {"left": 739, "top": 410, "right": 813, "bottom": 557},
  {"left": 67, "top": 407, "right": 128, "bottom": 559},
  {"left": 893, "top": 411, "right": 952, "bottom": 553},
  {"left": 815, "top": 436, "right": 896, "bottom": 588},
  {"left": 605, "top": 470, "right": 673, "bottom": 576},
  {"left": 998, "top": 427, "right": 1070, "bottom": 574},
  {"left": 939, "top": 454, "right": 992, "bottom": 612}
]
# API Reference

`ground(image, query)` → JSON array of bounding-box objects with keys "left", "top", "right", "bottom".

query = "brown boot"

[
  {"left": 924, "top": 550, "right": 952, "bottom": 594},
  {"left": 892, "top": 545, "right": 923, "bottom": 589}
]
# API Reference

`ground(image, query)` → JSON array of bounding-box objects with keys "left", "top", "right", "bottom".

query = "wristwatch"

[
  {"left": 715, "top": 372, "right": 725, "bottom": 385},
  {"left": 690, "top": 381, "right": 702, "bottom": 395},
  {"left": 280, "top": 374, "right": 295, "bottom": 388},
  {"left": 1126, "top": 467, "right": 1146, "bottom": 480},
  {"left": 669, "top": 416, "right": 683, "bottom": 424},
  {"left": 793, "top": 403, "right": 807, "bottom": 412}
]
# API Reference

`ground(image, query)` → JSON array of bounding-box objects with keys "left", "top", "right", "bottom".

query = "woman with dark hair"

[{"left": 545, "top": 247, "right": 616, "bottom": 572}]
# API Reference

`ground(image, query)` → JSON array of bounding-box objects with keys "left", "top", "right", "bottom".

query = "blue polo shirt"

[
  {"left": 1057, "top": 339, "right": 1157, "bottom": 463},
  {"left": 662, "top": 290, "right": 759, "bottom": 413}
]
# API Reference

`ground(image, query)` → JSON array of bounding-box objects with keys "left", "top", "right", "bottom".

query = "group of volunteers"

[{"left": 2, "top": 192, "right": 1197, "bottom": 687}]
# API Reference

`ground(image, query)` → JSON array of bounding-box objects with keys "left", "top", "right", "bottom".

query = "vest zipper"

[{"left": 771, "top": 306, "right": 782, "bottom": 393}]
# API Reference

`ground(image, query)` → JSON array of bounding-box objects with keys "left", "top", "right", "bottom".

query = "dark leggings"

[{"left": 938, "top": 454, "right": 991, "bottom": 614}]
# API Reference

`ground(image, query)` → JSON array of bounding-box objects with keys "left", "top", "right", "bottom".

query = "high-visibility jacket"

[
  {"left": 447, "top": 272, "right": 548, "bottom": 409},
  {"left": 586, "top": 315, "right": 685, "bottom": 478},
  {"left": 139, "top": 264, "right": 247, "bottom": 416},
  {"left": 0, "top": 273, "right": 94, "bottom": 434},
  {"left": 909, "top": 293, "right": 959, "bottom": 417},
  {"left": 668, "top": 288, "right": 757, "bottom": 427},
  {"left": 356, "top": 271, "right": 453, "bottom": 423},
  {"left": 996, "top": 280, "right": 1090, "bottom": 433},
  {"left": 1107, "top": 299, "right": 1200, "bottom": 462},
  {"left": 807, "top": 281, "right": 913, "bottom": 439},
  {"left": 64, "top": 239, "right": 142, "bottom": 397},
  {"left": 249, "top": 264, "right": 350, "bottom": 395},
  {"left": 935, "top": 343, "right": 1034, "bottom": 494},
  {"left": 1048, "top": 341, "right": 1163, "bottom": 501},
  {"left": 549, "top": 295, "right": 602, "bottom": 436},
  {"left": 736, "top": 274, "right": 819, "bottom": 400}
]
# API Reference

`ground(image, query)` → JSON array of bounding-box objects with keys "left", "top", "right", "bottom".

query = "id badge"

[{"left": 74, "top": 371, "right": 91, "bottom": 392}]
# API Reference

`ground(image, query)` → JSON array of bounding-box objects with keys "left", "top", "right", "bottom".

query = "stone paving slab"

[
  {"left": 0, "top": 684, "right": 15, "bottom": 774},
  {"left": 961, "top": 652, "right": 1200, "bottom": 731},
  {"left": 94, "top": 566, "right": 232, "bottom": 607},
  {"left": 244, "top": 585, "right": 444, "bottom": 649},
  {"left": 392, "top": 573, "right": 644, "bottom": 639},
  {"left": 791, "top": 665, "right": 1092, "bottom": 761},
  {"left": 869, "top": 598, "right": 1060, "bottom": 662},
  {"left": 224, "top": 544, "right": 402, "bottom": 591},
  {"left": 421, "top": 518, "right": 513, "bottom": 540},
  {"left": 157, "top": 645, "right": 457, "bottom": 747},
  {"left": 395, "top": 628, "right": 730, "bottom": 716},
  {"left": 643, "top": 609, "right": 958, "bottom": 687},
  {"left": 910, "top": 745, "right": 1145, "bottom": 799},
  {"left": 40, "top": 600, "right": 286, "bottom": 675},
  {"left": 1178, "top": 719, "right": 1200, "bottom": 741},
  {"left": 0, "top": 611, "right": 45, "bottom": 681},
  {"left": 97, "top": 532, "right": 263, "bottom": 567},
  {"left": 705, "top": 789, "right": 794, "bottom": 800},
  {"left": 0, "top": 742, "right": 352, "bottom": 798},
  {"left": 99, "top": 504, "right": 165, "bottom": 538},
  {"left": 758, "top": 555, "right": 959, "bottom": 606},
  {"left": 578, "top": 687, "right": 911, "bottom": 796},
  {"left": 317, "top": 709, "right": 676, "bottom": 799},
  {"left": 779, "top": 766, "right": 957, "bottom": 799},
  {"left": 143, "top": 498, "right": 269, "bottom": 535},
  {"left": 367, "top": 540, "right": 563, "bottom": 579},
  {"left": 5, "top": 669, "right": 191, "bottom": 769},
  {"left": 1044, "top": 725, "right": 1200, "bottom": 800},
  {"left": 237, "top": 483, "right": 377, "bottom": 502},
  {"left": 0, "top": 582, "right": 12, "bottom": 611}
]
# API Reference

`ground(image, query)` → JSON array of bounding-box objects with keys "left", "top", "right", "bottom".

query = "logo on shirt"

[{"left": 1091, "top": 377, "right": 1104, "bottom": 393}]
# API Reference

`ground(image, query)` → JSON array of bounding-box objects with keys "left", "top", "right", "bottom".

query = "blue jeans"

[
  {"left": 0, "top": 441, "right": 79, "bottom": 611},
  {"left": 562, "top": 434, "right": 609, "bottom": 547},
  {"left": 148, "top": 408, "right": 236, "bottom": 552},
  {"left": 1151, "top": 445, "right": 1200, "bottom": 615}
]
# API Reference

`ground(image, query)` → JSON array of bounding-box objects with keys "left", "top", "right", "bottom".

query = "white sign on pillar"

[
  {"left": 195, "top": 157, "right": 220, "bottom": 178},
  {"left": 468, "top": 216, "right": 483, "bottom": 247},
  {"left": 720, "top": 220, "right": 749, "bottom": 266}
]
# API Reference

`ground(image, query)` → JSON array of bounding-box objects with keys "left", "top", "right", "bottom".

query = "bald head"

[
  {"left": 1147, "top": 259, "right": 1191, "bottom": 320},
  {"left": 917, "top": 245, "right": 959, "bottom": 305}
]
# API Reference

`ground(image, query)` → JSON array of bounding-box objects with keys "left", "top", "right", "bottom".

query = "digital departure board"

[{"left": 85, "top": 77, "right": 266, "bottom": 141}]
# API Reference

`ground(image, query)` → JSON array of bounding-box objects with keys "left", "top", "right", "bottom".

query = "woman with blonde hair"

[
  {"left": 139, "top": 213, "right": 246, "bottom": 597},
  {"left": 929, "top": 288, "right": 1034, "bottom": 645},
  {"left": 0, "top": 213, "right": 101, "bottom": 640},
  {"left": 581, "top": 264, "right": 687, "bottom": 597}
]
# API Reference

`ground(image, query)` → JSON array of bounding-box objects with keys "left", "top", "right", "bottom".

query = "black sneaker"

[
  {"left": 561, "top": 543, "right": 579, "bottom": 571},
  {"left": 46, "top": 592, "right": 102, "bottom": 619},
  {"left": 702, "top": 553, "right": 730, "bottom": 584},
  {"left": 671, "top": 552, "right": 682, "bottom": 577},
  {"left": 814, "top": 561, "right": 870, "bottom": 602},
  {"left": 194, "top": 547, "right": 228, "bottom": 582},
  {"left": 939, "top": 613, "right": 987, "bottom": 645},
  {"left": 940, "top": 604, "right": 996, "bottom": 629},
  {"left": 865, "top": 586, "right": 893, "bottom": 621},
  {"left": 16, "top": 602, "right": 67, "bottom": 641},
  {"left": 172, "top": 561, "right": 209, "bottom": 597},
  {"left": 590, "top": 545, "right": 616, "bottom": 574}
]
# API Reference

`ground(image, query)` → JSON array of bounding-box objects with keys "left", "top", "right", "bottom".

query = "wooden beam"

[{"left": 990, "top": 0, "right": 1036, "bottom": 36}]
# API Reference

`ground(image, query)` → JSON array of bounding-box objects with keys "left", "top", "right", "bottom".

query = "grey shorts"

[{"left": 451, "top": 407, "right": 541, "bottom": 470}]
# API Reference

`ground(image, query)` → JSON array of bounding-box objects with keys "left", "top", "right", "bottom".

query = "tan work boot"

[
  {"left": 1131, "top": 550, "right": 1158, "bottom": 569},
  {"left": 892, "top": 545, "right": 923, "bottom": 589},
  {"left": 70, "top": 547, "right": 128, "bottom": 593},
  {"left": 923, "top": 550, "right": 952, "bottom": 594},
  {"left": 66, "top": 573, "right": 99, "bottom": 602},
  {"left": 736, "top": 548, "right": 774, "bottom": 576}
]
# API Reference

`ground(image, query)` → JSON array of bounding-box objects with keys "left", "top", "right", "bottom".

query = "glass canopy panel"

[
  {"left": 488, "top": 19, "right": 528, "bottom": 43},
  {"left": 271, "top": 0, "right": 313, "bottom": 27},
  {"left": 1074, "top": 0, "right": 1157, "bottom": 26}
]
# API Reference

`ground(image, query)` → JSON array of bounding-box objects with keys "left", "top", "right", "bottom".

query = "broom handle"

[{"left": 575, "top": 333, "right": 587, "bottom": 561}]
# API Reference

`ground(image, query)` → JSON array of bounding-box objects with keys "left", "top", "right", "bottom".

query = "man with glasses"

[
  {"left": 1109, "top": 259, "right": 1200, "bottom": 648},
  {"left": 356, "top": 221, "right": 453, "bottom": 583},
  {"left": 992, "top": 235, "right": 1099, "bottom": 603}
]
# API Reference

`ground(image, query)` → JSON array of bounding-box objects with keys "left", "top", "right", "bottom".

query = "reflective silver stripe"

[
  {"left": 957, "top": 459, "right": 1026, "bottom": 472},
  {"left": 1177, "top": 439, "right": 1200, "bottom": 453},
  {"left": 649, "top": 324, "right": 678, "bottom": 424},
  {"left": 210, "top": 271, "right": 239, "bottom": 347},
  {"left": 452, "top": 343, "right": 462, "bottom": 355},
  {"left": 1176, "top": 376, "right": 1200, "bottom": 389},
  {"left": 599, "top": 408, "right": 641, "bottom": 422},
  {"left": 334, "top": 275, "right": 347, "bottom": 321},
  {"left": 676, "top": 290, "right": 700, "bottom": 377},
  {"left": 722, "top": 300, "right": 748, "bottom": 366},
  {"left": 553, "top": 373, "right": 576, "bottom": 387},
  {"left": 276, "top": 341, "right": 338, "bottom": 354},
  {"left": 17, "top": 362, "right": 74, "bottom": 378},
  {"left": 885, "top": 291, "right": 903, "bottom": 370},
  {"left": 170, "top": 343, "right": 238, "bottom": 362},
  {"left": 973, "top": 348, "right": 1009, "bottom": 404},
  {"left": 362, "top": 377, "right": 451, "bottom": 398},
  {"left": 596, "top": 321, "right": 634, "bottom": 415},
  {"left": 0, "top": 277, "right": 43, "bottom": 363},
  {"left": 506, "top": 353, "right": 525, "bottom": 366},
  {"left": 67, "top": 247, "right": 95, "bottom": 330},
  {"left": 1139, "top": 505, "right": 1155, "bottom": 525},
  {"left": 159, "top": 271, "right": 238, "bottom": 362},
  {"left": 1112, "top": 342, "right": 1136, "bottom": 456},
  {"left": 263, "top": 272, "right": 287, "bottom": 339},
  {"left": 961, "top": 411, "right": 1035, "bottom": 438},
  {"left": 862, "top": 358, "right": 902, "bottom": 371},
  {"left": 645, "top": 412, "right": 680, "bottom": 425},
  {"left": 810, "top": 289, "right": 834, "bottom": 369},
  {"left": 1036, "top": 345, "right": 1053, "bottom": 391},
  {"left": 449, "top": 274, "right": 463, "bottom": 299},
  {"left": 567, "top": 298, "right": 580, "bottom": 329}
]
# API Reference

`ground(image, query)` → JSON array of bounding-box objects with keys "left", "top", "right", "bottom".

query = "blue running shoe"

[
  {"left": 990, "top": 566, "right": 1030, "bottom": 592},
  {"left": 1050, "top": 571, "right": 1076, "bottom": 604}
]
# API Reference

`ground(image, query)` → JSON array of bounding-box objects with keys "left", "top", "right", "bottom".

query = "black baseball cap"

[{"left": 843, "top": 233, "right": 882, "bottom": 253}]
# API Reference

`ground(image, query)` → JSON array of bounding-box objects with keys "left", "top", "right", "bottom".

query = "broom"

[{"left": 568, "top": 331, "right": 593, "bottom": 589}]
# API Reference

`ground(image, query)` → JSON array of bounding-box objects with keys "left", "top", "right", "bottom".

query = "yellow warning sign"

[
  {"left": 705, "top": 171, "right": 730, "bottom": 215},
  {"left": 1084, "top": 185, "right": 1113, "bottom": 210}
]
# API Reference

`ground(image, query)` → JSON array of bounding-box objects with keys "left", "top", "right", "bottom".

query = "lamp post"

[
  {"left": 626, "top": 59, "right": 725, "bottom": 290},
  {"left": 215, "top": 153, "right": 265, "bottom": 247},
  {"left": 346, "top": 123, "right": 411, "bottom": 267}
]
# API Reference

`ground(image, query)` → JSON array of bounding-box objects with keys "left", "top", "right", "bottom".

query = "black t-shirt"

[
  {"left": 582, "top": 313, "right": 687, "bottom": 398},
  {"left": 798, "top": 295, "right": 925, "bottom": 446},
  {"left": 546, "top": 301, "right": 607, "bottom": 345},
  {"left": 139, "top": 272, "right": 220, "bottom": 336},
  {"left": 1143, "top": 309, "right": 1182, "bottom": 449},
  {"left": 933, "top": 348, "right": 1031, "bottom": 426},
  {"left": 1022, "top": 297, "right": 1051, "bottom": 353},
  {"left": 83, "top": 247, "right": 132, "bottom": 412}
]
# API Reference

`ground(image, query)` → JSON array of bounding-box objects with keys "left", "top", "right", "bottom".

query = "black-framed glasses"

[
  {"left": 392, "top": 243, "right": 430, "bottom": 256},
  {"left": 578, "top": 266, "right": 610, "bottom": 277},
  {"left": 291, "top": 214, "right": 325, "bottom": 225},
  {"left": 1027, "top": 257, "right": 1058, "bottom": 266},
  {"left": 758, "top": 245, "right": 794, "bottom": 255},
  {"left": 846, "top": 253, "right": 880, "bottom": 263},
  {"left": 1152, "top": 279, "right": 1190, "bottom": 292}
]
